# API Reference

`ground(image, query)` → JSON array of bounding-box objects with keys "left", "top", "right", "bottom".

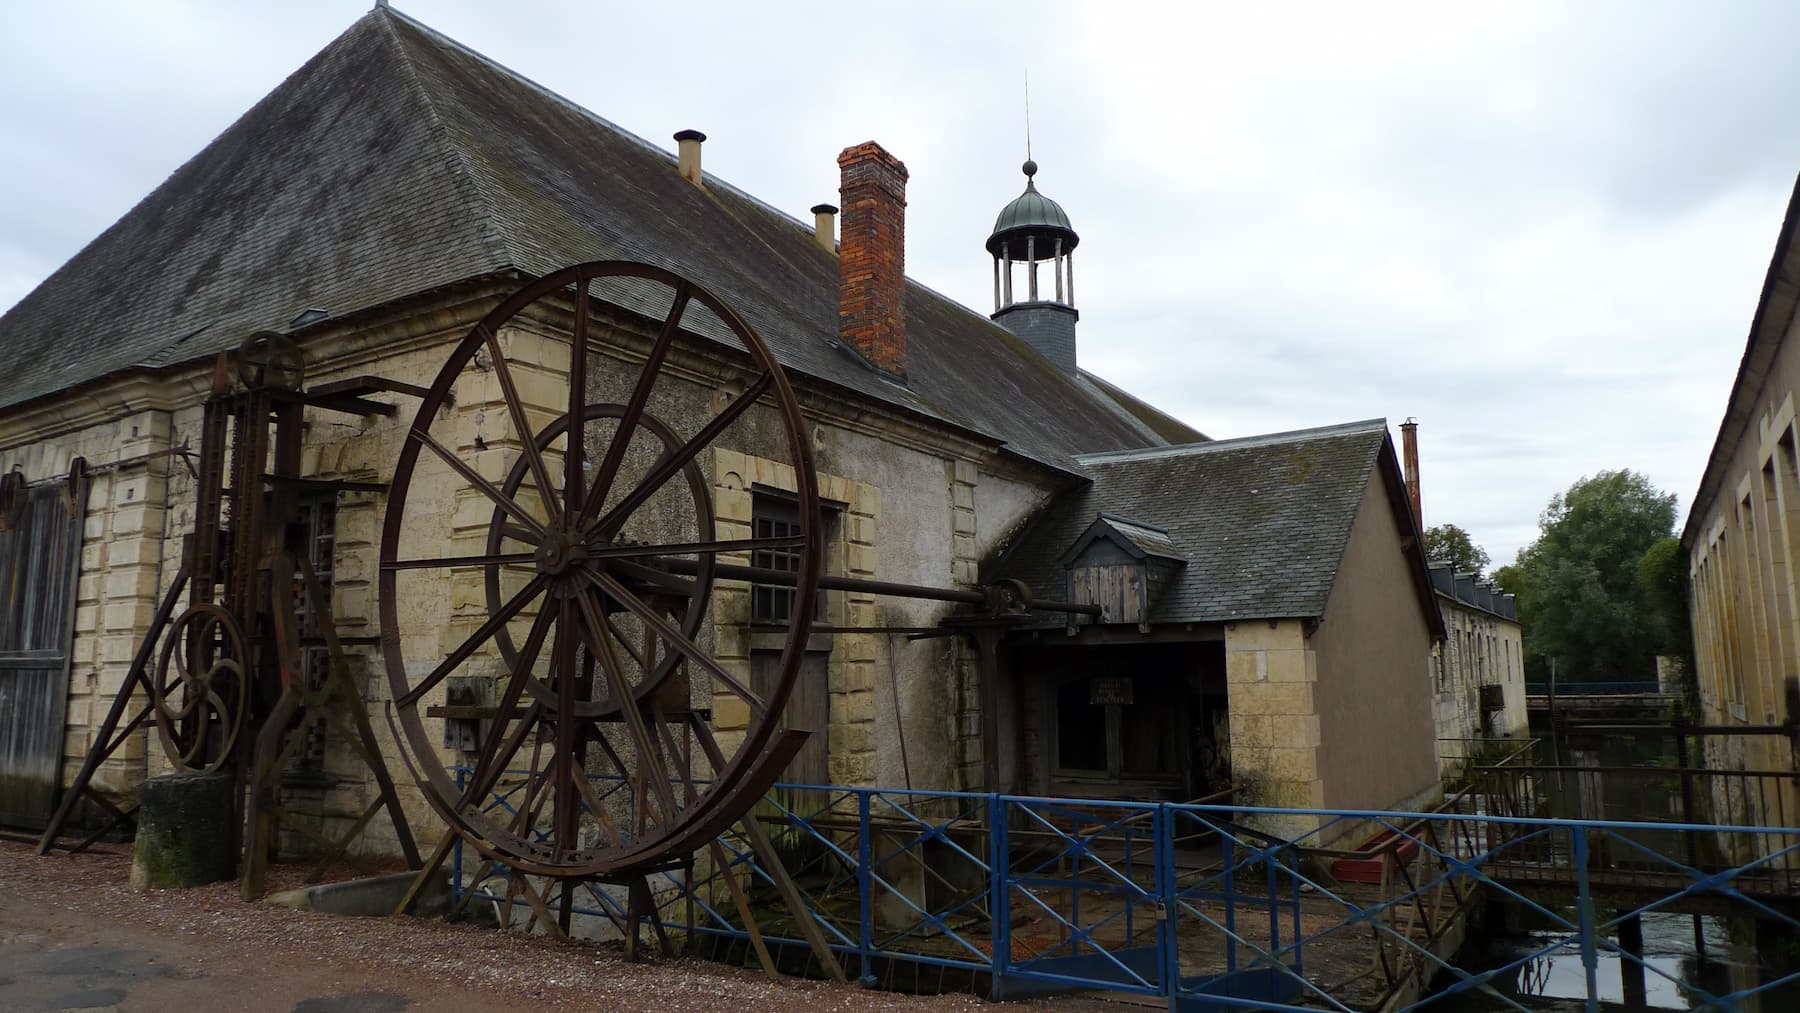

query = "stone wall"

[
  {"left": 1223, "top": 618, "right": 1321, "bottom": 841},
  {"left": 1430, "top": 598, "right": 1527, "bottom": 778},
  {"left": 0, "top": 284, "right": 1062, "bottom": 853}
]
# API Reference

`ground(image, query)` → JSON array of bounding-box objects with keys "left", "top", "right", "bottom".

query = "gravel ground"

[{"left": 0, "top": 838, "right": 1079, "bottom": 1012}]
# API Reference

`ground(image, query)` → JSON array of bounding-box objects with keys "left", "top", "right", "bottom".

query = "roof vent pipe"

[
  {"left": 811, "top": 203, "right": 838, "bottom": 254},
  {"left": 674, "top": 129, "right": 706, "bottom": 187}
]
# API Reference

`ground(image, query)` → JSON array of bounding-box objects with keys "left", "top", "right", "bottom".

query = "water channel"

[{"left": 1427, "top": 721, "right": 1799, "bottom": 1011}]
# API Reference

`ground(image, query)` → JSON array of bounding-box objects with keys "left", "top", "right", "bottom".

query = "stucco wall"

[{"left": 1309, "top": 474, "right": 1439, "bottom": 816}]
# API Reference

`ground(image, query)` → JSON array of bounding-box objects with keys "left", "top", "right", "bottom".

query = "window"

[{"left": 750, "top": 492, "right": 828, "bottom": 625}]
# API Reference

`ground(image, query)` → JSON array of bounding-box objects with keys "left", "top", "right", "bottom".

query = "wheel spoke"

[
  {"left": 606, "top": 558, "right": 699, "bottom": 599},
  {"left": 566, "top": 278, "right": 589, "bottom": 523},
  {"left": 480, "top": 324, "right": 563, "bottom": 528},
  {"left": 587, "top": 571, "right": 767, "bottom": 717},
  {"left": 412, "top": 428, "right": 550, "bottom": 540},
  {"left": 551, "top": 598, "right": 582, "bottom": 857},
  {"left": 498, "top": 524, "right": 539, "bottom": 544},
  {"left": 397, "top": 573, "right": 551, "bottom": 709},
  {"left": 589, "top": 371, "right": 773, "bottom": 538},
  {"left": 457, "top": 604, "right": 558, "bottom": 808},
  {"left": 581, "top": 282, "right": 690, "bottom": 523},
  {"left": 573, "top": 587, "right": 678, "bottom": 818},
  {"left": 585, "top": 535, "right": 802, "bottom": 559},
  {"left": 383, "top": 552, "right": 536, "bottom": 571}
]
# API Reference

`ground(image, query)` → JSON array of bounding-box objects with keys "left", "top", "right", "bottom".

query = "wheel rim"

[{"left": 379, "top": 261, "right": 820, "bottom": 878}]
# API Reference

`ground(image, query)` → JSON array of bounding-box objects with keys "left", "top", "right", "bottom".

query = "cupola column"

[
  {"left": 1027, "top": 236, "right": 1038, "bottom": 300},
  {"left": 1053, "top": 237, "right": 1064, "bottom": 302}
]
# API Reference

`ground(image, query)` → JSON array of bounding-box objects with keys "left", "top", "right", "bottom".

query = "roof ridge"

[
  {"left": 1075, "top": 418, "right": 1387, "bottom": 465},
  {"left": 377, "top": 10, "right": 516, "bottom": 268}
]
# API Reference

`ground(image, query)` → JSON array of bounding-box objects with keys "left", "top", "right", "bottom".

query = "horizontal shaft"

[{"left": 654, "top": 556, "right": 1101, "bottom": 616}]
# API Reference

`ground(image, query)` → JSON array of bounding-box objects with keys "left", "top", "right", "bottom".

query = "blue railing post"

[
  {"left": 1573, "top": 825, "right": 1598, "bottom": 1013},
  {"left": 989, "top": 794, "right": 1010, "bottom": 989},
  {"left": 1222, "top": 818, "right": 1237, "bottom": 973},
  {"left": 857, "top": 790, "right": 873, "bottom": 983},
  {"left": 1158, "top": 804, "right": 1180, "bottom": 1011}
]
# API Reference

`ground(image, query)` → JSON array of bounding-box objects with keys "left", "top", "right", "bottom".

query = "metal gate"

[{"left": 0, "top": 467, "right": 88, "bottom": 828}]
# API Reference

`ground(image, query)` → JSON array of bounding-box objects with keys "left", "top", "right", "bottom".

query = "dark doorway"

[{"left": 1015, "top": 639, "right": 1225, "bottom": 801}]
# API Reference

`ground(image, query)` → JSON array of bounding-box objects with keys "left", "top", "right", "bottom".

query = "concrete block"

[
  {"left": 1268, "top": 713, "right": 1321, "bottom": 749},
  {"left": 131, "top": 773, "right": 236, "bottom": 889},
  {"left": 1265, "top": 649, "right": 1314, "bottom": 683},
  {"left": 267, "top": 871, "right": 450, "bottom": 917},
  {"left": 1224, "top": 620, "right": 1307, "bottom": 653},
  {"left": 1265, "top": 747, "right": 1319, "bottom": 783},
  {"left": 1226, "top": 650, "right": 1267, "bottom": 685}
]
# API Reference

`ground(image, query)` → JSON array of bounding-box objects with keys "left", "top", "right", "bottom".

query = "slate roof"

[
  {"left": 1428, "top": 562, "right": 1518, "bottom": 622},
  {"left": 992, "top": 419, "right": 1434, "bottom": 627},
  {"left": 0, "top": 7, "right": 1192, "bottom": 473}
]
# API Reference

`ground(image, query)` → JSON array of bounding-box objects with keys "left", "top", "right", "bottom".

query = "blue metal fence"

[{"left": 449, "top": 772, "right": 1800, "bottom": 1011}]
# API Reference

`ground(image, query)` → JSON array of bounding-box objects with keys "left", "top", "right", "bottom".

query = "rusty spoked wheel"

[
  {"left": 151, "top": 604, "right": 247, "bottom": 772},
  {"left": 380, "top": 261, "right": 820, "bottom": 879}
]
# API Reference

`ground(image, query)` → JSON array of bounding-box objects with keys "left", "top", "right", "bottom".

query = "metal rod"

[{"left": 656, "top": 555, "right": 1103, "bottom": 615}]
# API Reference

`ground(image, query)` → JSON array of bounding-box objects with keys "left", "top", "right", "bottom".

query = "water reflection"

[{"left": 1444, "top": 913, "right": 1776, "bottom": 1010}]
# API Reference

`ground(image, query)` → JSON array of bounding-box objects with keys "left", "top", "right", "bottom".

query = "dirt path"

[{"left": 0, "top": 839, "right": 1017, "bottom": 1012}]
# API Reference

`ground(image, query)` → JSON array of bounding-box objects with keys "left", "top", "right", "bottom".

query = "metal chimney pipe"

[
  {"left": 674, "top": 129, "right": 706, "bottom": 187},
  {"left": 1399, "top": 418, "right": 1422, "bottom": 530},
  {"left": 810, "top": 203, "right": 838, "bottom": 253}
]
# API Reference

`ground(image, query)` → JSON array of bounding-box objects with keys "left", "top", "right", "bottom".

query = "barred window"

[{"left": 750, "top": 493, "right": 828, "bottom": 625}]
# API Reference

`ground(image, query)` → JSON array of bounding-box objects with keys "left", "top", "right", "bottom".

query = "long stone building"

[
  {"left": 1684, "top": 174, "right": 1800, "bottom": 829},
  {"left": 0, "top": 7, "right": 1446, "bottom": 852}
]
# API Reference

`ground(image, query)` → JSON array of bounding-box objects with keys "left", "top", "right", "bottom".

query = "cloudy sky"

[{"left": 5, "top": 1, "right": 1798, "bottom": 564}]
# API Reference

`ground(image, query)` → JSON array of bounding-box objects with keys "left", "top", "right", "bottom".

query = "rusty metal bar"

[{"left": 655, "top": 555, "right": 1102, "bottom": 616}]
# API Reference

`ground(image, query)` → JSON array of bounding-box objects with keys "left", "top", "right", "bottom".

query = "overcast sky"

[{"left": 5, "top": 1, "right": 1798, "bottom": 565}]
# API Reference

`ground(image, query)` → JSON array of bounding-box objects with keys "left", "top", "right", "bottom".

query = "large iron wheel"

[{"left": 380, "top": 261, "right": 821, "bottom": 879}]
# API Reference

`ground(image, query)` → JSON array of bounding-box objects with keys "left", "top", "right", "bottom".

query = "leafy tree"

[
  {"left": 1502, "top": 470, "right": 1678, "bottom": 682},
  {"left": 1638, "top": 535, "right": 1697, "bottom": 709},
  {"left": 1422, "top": 523, "right": 1491, "bottom": 576}
]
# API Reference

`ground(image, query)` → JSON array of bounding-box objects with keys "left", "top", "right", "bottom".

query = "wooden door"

[{"left": 0, "top": 474, "right": 88, "bottom": 829}]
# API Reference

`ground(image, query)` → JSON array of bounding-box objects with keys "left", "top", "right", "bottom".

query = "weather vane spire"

[{"left": 1024, "top": 69, "right": 1033, "bottom": 166}]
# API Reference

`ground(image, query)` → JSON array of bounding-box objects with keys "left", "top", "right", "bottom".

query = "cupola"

[{"left": 987, "top": 159, "right": 1080, "bottom": 372}]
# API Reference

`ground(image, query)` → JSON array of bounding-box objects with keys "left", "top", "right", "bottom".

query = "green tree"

[
  {"left": 1422, "top": 523, "right": 1491, "bottom": 576},
  {"left": 1502, "top": 470, "right": 1678, "bottom": 682}
]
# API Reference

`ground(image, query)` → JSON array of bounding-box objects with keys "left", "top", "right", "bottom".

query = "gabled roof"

[
  {"left": 1058, "top": 514, "right": 1187, "bottom": 566},
  {"left": 0, "top": 7, "right": 1191, "bottom": 473},
  {"left": 992, "top": 419, "right": 1442, "bottom": 632},
  {"left": 1682, "top": 172, "right": 1800, "bottom": 549}
]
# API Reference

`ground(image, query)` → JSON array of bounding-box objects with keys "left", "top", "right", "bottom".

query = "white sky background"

[{"left": 4, "top": 1, "right": 1798, "bottom": 565}]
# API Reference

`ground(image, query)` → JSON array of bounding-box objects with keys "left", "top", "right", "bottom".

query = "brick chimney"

[
  {"left": 837, "top": 142, "right": 909, "bottom": 380},
  {"left": 1399, "top": 418, "right": 1422, "bottom": 530}
]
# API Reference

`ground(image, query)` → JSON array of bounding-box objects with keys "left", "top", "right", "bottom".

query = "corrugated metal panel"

[{"left": 0, "top": 473, "right": 87, "bottom": 828}]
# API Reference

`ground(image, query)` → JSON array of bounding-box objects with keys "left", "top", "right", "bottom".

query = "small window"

[{"left": 751, "top": 493, "right": 828, "bottom": 626}]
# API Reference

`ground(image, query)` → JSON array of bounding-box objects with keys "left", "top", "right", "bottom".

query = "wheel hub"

[{"left": 534, "top": 530, "right": 588, "bottom": 576}]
